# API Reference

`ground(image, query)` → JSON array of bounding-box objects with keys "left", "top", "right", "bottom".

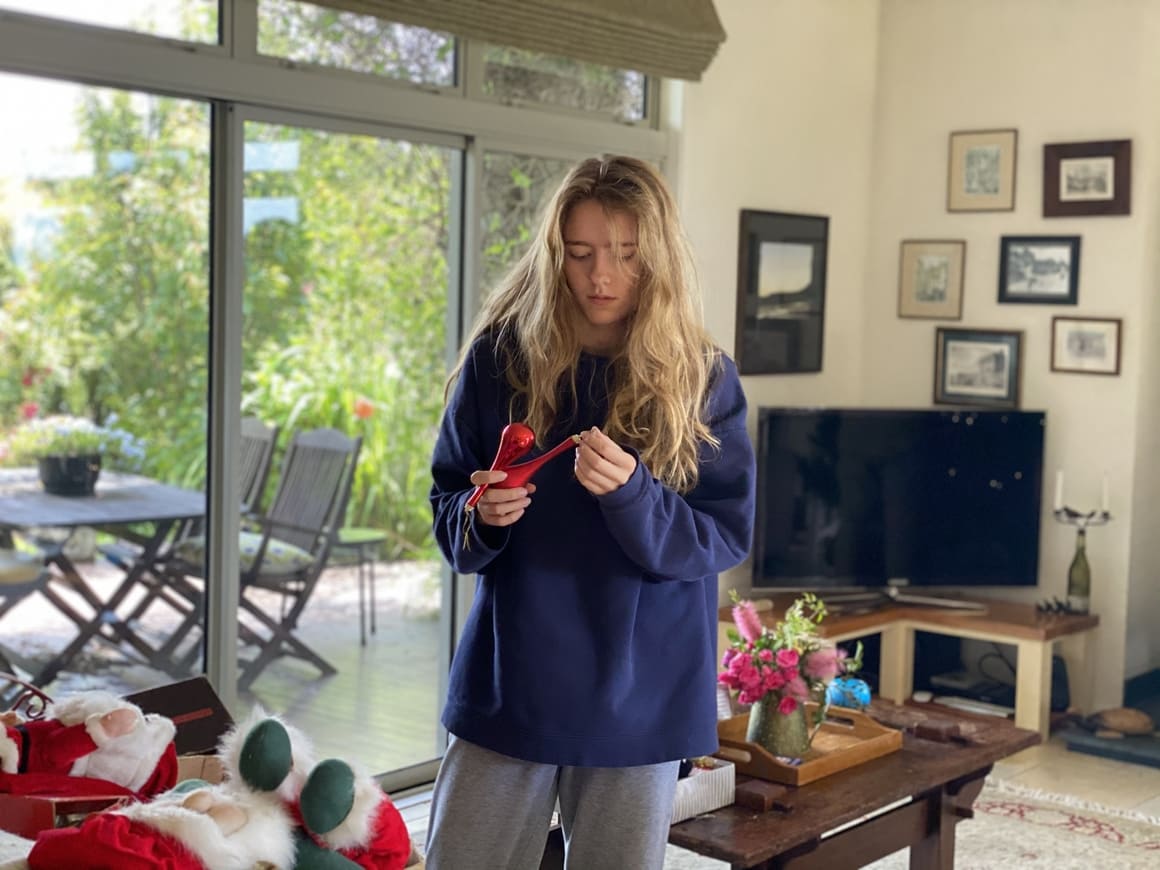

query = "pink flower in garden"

[
  {"left": 21, "top": 402, "right": 38, "bottom": 420},
  {"left": 732, "top": 599, "right": 764, "bottom": 645},
  {"left": 353, "top": 396, "right": 375, "bottom": 419},
  {"left": 778, "top": 696, "right": 798, "bottom": 715},
  {"left": 757, "top": 649, "right": 774, "bottom": 663},
  {"left": 20, "top": 369, "right": 34, "bottom": 387},
  {"left": 775, "top": 648, "right": 799, "bottom": 669}
]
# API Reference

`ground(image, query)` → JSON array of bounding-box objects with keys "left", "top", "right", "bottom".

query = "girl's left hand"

[{"left": 574, "top": 426, "right": 637, "bottom": 495}]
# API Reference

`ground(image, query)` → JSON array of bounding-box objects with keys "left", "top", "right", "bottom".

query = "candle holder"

[{"left": 1048, "top": 506, "right": 1111, "bottom": 615}]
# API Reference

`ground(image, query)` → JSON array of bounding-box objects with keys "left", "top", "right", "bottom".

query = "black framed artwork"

[
  {"left": 934, "top": 327, "right": 1023, "bottom": 409},
  {"left": 1043, "top": 139, "right": 1131, "bottom": 217},
  {"left": 734, "top": 209, "right": 828, "bottom": 375},
  {"left": 1051, "top": 316, "right": 1122, "bottom": 376},
  {"left": 998, "top": 235, "right": 1081, "bottom": 305}
]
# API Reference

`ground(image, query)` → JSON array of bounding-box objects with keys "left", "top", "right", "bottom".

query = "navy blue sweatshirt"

[{"left": 430, "top": 336, "right": 755, "bottom": 767}]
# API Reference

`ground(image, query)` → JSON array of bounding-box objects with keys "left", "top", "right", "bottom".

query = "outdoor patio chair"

[
  {"left": 161, "top": 427, "right": 362, "bottom": 690},
  {"left": 0, "top": 548, "right": 51, "bottom": 677},
  {"left": 239, "top": 416, "right": 280, "bottom": 520}
]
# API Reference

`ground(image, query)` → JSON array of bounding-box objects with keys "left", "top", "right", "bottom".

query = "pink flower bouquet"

[{"left": 718, "top": 592, "right": 855, "bottom": 722}]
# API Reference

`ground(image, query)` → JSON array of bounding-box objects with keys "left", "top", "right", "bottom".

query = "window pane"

[
  {"left": 258, "top": 0, "right": 455, "bottom": 87},
  {"left": 483, "top": 47, "right": 646, "bottom": 122},
  {"left": 0, "top": 72, "right": 211, "bottom": 694},
  {"left": 239, "top": 119, "right": 456, "bottom": 774},
  {"left": 0, "top": 0, "right": 218, "bottom": 42},
  {"left": 480, "top": 152, "right": 573, "bottom": 294}
]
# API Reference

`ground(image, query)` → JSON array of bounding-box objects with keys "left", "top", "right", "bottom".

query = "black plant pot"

[{"left": 37, "top": 454, "right": 102, "bottom": 496}]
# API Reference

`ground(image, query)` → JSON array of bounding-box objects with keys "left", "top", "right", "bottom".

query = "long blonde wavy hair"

[{"left": 447, "top": 155, "right": 720, "bottom": 493}]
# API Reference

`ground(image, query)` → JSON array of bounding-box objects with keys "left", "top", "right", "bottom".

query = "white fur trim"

[
  {"left": 70, "top": 712, "right": 176, "bottom": 792},
  {"left": 217, "top": 707, "right": 316, "bottom": 802},
  {"left": 121, "top": 787, "right": 297, "bottom": 870},
  {"left": 0, "top": 729, "right": 19, "bottom": 774},
  {"left": 319, "top": 765, "right": 382, "bottom": 850},
  {"left": 47, "top": 691, "right": 136, "bottom": 727}
]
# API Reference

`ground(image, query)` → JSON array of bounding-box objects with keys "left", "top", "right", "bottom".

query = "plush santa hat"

[
  {"left": 0, "top": 691, "right": 177, "bottom": 800},
  {"left": 28, "top": 783, "right": 298, "bottom": 870}
]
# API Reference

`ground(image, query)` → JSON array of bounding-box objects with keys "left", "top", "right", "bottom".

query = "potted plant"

[{"left": 5, "top": 415, "right": 145, "bottom": 495}]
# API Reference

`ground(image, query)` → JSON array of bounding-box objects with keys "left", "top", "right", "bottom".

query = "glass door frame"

[{"left": 209, "top": 102, "right": 467, "bottom": 789}]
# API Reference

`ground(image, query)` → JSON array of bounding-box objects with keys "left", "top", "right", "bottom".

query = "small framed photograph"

[
  {"left": 897, "top": 239, "right": 966, "bottom": 320},
  {"left": 947, "top": 128, "right": 1017, "bottom": 212},
  {"left": 1051, "top": 316, "right": 1122, "bottom": 376},
  {"left": 734, "top": 209, "right": 828, "bottom": 375},
  {"left": 1043, "top": 139, "right": 1131, "bottom": 217},
  {"left": 934, "top": 327, "right": 1022, "bottom": 408},
  {"left": 998, "top": 235, "right": 1080, "bottom": 305}
]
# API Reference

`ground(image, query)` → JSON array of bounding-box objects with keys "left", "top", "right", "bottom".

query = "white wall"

[
  {"left": 676, "top": 0, "right": 882, "bottom": 604},
  {"left": 678, "top": 0, "right": 1160, "bottom": 708}
]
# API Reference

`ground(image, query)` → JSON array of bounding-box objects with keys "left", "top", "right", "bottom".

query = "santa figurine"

[
  {"left": 27, "top": 780, "right": 298, "bottom": 870},
  {"left": 0, "top": 690, "right": 178, "bottom": 800},
  {"left": 218, "top": 710, "right": 413, "bottom": 870}
]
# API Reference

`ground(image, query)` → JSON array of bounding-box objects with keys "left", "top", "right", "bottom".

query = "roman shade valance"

[{"left": 304, "top": 0, "right": 726, "bottom": 81}]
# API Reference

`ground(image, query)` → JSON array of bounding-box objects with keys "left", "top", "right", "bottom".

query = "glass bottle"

[{"left": 1067, "top": 528, "right": 1091, "bottom": 613}]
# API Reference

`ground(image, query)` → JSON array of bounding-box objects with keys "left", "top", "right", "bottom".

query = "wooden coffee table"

[{"left": 669, "top": 702, "right": 1039, "bottom": 869}]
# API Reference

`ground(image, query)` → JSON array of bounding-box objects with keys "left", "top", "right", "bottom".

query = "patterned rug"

[{"left": 664, "top": 777, "right": 1160, "bottom": 869}]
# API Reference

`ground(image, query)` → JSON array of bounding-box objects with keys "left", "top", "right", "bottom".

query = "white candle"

[
  {"left": 1102, "top": 473, "right": 1109, "bottom": 513},
  {"left": 1054, "top": 470, "right": 1064, "bottom": 512}
]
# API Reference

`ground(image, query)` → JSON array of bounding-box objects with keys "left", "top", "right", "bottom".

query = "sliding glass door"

[{"left": 234, "top": 109, "right": 462, "bottom": 779}]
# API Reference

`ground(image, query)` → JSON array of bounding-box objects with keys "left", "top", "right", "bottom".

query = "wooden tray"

[{"left": 715, "top": 703, "right": 902, "bottom": 786}]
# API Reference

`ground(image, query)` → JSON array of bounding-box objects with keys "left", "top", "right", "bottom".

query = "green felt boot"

[
  {"left": 237, "top": 718, "right": 293, "bottom": 792},
  {"left": 299, "top": 758, "right": 357, "bottom": 835}
]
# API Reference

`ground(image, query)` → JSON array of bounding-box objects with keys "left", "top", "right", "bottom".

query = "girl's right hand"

[{"left": 469, "top": 469, "right": 535, "bottom": 526}]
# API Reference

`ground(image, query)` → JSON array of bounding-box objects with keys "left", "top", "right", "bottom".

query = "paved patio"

[{"left": 2, "top": 554, "right": 444, "bottom": 776}]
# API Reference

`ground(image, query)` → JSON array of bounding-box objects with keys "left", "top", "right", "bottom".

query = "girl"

[{"left": 426, "top": 155, "right": 755, "bottom": 869}]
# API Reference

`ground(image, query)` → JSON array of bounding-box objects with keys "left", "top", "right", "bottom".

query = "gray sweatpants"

[{"left": 424, "top": 736, "right": 679, "bottom": 870}]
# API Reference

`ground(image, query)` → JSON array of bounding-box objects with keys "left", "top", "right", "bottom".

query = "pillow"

[
  {"left": 175, "top": 531, "right": 314, "bottom": 575},
  {"left": 0, "top": 549, "right": 43, "bottom": 586}
]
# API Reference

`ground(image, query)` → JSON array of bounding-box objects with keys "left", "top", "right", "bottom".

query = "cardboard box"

[
  {"left": 125, "top": 676, "right": 233, "bottom": 757},
  {"left": 0, "top": 677, "right": 234, "bottom": 840},
  {"left": 0, "top": 793, "right": 132, "bottom": 841},
  {"left": 670, "top": 757, "right": 735, "bottom": 824}
]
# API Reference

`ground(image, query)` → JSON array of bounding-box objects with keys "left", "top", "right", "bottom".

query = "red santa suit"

[
  {"left": 0, "top": 690, "right": 177, "bottom": 799},
  {"left": 28, "top": 783, "right": 297, "bottom": 870}
]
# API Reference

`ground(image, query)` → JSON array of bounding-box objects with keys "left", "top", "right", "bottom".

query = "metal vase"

[{"left": 746, "top": 695, "right": 811, "bottom": 760}]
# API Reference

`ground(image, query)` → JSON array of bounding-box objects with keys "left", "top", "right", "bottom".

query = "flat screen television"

[{"left": 753, "top": 407, "right": 1045, "bottom": 595}]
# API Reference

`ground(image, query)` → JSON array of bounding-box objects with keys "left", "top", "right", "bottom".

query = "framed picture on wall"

[
  {"left": 947, "top": 128, "right": 1017, "bottom": 212},
  {"left": 1043, "top": 139, "right": 1131, "bottom": 217},
  {"left": 897, "top": 239, "right": 966, "bottom": 320},
  {"left": 734, "top": 209, "right": 828, "bottom": 375},
  {"left": 1051, "top": 316, "right": 1122, "bottom": 376},
  {"left": 934, "top": 327, "right": 1022, "bottom": 408},
  {"left": 998, "top": 235, "right": 1080, "bottom": 305}
]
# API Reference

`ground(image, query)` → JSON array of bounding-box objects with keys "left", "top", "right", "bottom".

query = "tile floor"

[{"left": 991, "top": 733, "right": 1160, "bottom": 815}]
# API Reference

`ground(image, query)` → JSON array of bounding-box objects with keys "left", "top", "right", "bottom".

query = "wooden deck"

[{"left": 4, "top": 555, "right": 444, "bottom": 779}]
